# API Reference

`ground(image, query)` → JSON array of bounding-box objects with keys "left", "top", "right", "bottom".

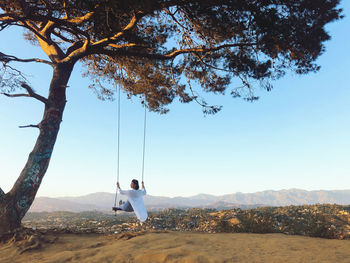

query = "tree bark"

[{"left": 0, "top": 62, "right": 74, "bottom": 236}]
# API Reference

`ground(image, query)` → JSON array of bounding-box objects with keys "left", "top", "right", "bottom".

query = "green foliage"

[{"left": 0, "top": 0, "right": 343, "bottom": 113}]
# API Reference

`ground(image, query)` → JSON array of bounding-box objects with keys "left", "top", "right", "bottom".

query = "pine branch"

[
  {"left": 1, "top": 83, "right": 48, "bottom": 104},
  {"left": 18, "top": 124, "right": 39, "bottom": 129},
  {"left": 64, "top": 11, "right": 95, "bottom": 24},
  {"left": 21, "top": 83, "right": 48, "bottom": 104},
  {"left": 0, "top": 51, "right": 53, "bottom": 66},
  {"left": 52, "top": 29, "right": 75, "bottom": 43},
  {"left": 92, "top": 11, "right": 144, "bottom": 48},
  {"left": 1, "top": 93, "right": 29, "bottom": 98},
  {"left": 94, "top": 42, "right": 258, "bottom": 60}
]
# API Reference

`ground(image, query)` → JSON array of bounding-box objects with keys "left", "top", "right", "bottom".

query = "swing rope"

[
  {"left": 114, "top": 86, "right": 121, "bottom": 208},
  {"left": 113, "top": 91, "right": 147, "bottom": 210},
  {"left": 141, "top": 97, "right": 147, "bottom": 183}
]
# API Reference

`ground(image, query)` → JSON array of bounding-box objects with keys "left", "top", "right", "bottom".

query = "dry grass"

[{"left": 1, "top": 231, "right": 350, "bottom": 263}]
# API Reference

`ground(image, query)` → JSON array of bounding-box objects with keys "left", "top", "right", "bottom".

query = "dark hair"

[{"left": 132, "top": 179, "right": 139, "bottom": 190}]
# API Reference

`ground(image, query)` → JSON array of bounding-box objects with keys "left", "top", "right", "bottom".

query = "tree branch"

[
  {"left": 194, "top": 53, "right": 232, "bottom": 73},
  {"left": 0, "top": 52, "right": 53, "bottom": 66},
  {"left": 187, "top": 79, "right": 222, "bottom": 114},
  {"left": 41, "top": 20, "right": 56, "bottom": 36},
  {"left": 21, "top": 83, "right": 48, "bottom": 104},
  {"left": 0, "top": 15, "right": 64, "bottom": 62},
  {"left": 0, "top": 13, "right": 50, "bottom": 44},
  {"left": 62, "top": 39, "right": 89, "bottom": 62},
  {"left": 18, "top": 124, "right": 39, "bottom": 129},
  {"left": 40, "top": 17, "right": 91, "bottom": 39},
  {"left": 0, "top": 83, "right": 48, "bottom": 104},
  {"left": 64, "top": 11, "right": 95, "bottom": 24},
  {"left": 164, "top": 8, "right": 192, "bottom": 33},
  {"left": 162, "top": 43, "right": 258, "bottom": 59},
  {"left": 108, "top": 43, "right": 144, "bottom": 49},
  {"left": 1, "top": 93, "right": 29, "bottom": 98},
  {"left": 2, "top": 12, "right": 66, "bottom": 61},
  {"left": 92, "top": 11, "right": 144, "bottom": 48},
  {"left": 95, "top": 42, "right": 258, "bottom": 60},
  {"left": 3, "top": 11, "right": 91, "bottom": 41},
  {"left": 0, "top": 13, "right": 18, "bottom": 22},
  {"left": 52, "top": 29, "right": 75, "bottom": 43}
]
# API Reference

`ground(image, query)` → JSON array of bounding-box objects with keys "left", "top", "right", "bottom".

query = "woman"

[{"left": 112, "top": 179, "right": 148, "bottom": 222}]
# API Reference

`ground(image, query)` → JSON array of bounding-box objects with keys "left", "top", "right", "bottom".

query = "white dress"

[{"left": 119, "top": 187, "right": 148, "bottom": 222}]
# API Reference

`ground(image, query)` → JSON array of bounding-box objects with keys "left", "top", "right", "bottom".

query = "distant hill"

[
  {"left": 30, "top": 197, "right": 98, "bottom": 212},
  {"left": 29, "top": 189, "right": 350, "bottom": 212}
]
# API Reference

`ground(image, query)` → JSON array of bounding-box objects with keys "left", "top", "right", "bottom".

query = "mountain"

[
  {"left": 29, "top": 197, "right": 98, "bottom": 212},
  {"left": 222, "top": 189, "right": 350, "bottom": 206},
  {"left": 29, "top": 189, "right": 350, "bottom": 212}
]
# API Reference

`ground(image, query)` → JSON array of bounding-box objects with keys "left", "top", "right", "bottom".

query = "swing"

[{"left": 112, "top": 87, "right": 147, "bottom": 215}]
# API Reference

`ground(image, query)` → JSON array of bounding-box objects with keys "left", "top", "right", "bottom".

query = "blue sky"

[{"left": 1, "top": 2, "right": 350, "bottom": 197}]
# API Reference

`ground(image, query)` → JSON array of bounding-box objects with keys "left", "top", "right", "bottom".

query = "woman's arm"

[
  {"left": 119, "top": 189, "right": 128, "bottom": 195},
  {"left": 117, "top": 182, "right": 128, "bottom": 195}
]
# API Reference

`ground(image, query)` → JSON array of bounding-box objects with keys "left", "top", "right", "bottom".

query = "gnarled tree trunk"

[{"left": 0, "top": 62, "right": 74, "bottom": 236}]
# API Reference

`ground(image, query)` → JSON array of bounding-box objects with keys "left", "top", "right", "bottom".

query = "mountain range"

[{"left": 29, "top": 189, "right": 350, "bottom": 213}]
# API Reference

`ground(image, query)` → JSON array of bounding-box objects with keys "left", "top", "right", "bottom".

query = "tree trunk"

[{"left": 0, "top": 62, "right": 74, "bottom": 236}]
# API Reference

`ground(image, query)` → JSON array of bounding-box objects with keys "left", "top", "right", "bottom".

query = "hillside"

[{"left": 30, "top": 189, "right": 350, "bottom": 212}]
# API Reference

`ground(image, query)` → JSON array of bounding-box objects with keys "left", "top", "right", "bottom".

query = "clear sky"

[{"left": 1, "top": 2, "right": 350, "bottom": 198}]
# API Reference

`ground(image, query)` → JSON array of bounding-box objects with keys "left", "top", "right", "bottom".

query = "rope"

[
  {"left": 114, "top": 86, "right": 121, "bottom": 208},
  {"left": 141, "top": 97, "right": 147, "bottom": 182},
  {"left": 114, "top": 93, "right": 147, "bottom": 211}
]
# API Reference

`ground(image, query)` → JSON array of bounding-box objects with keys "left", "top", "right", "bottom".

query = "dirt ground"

[{"left": 1, "top": 231, "right": 350, "bottom": 263}]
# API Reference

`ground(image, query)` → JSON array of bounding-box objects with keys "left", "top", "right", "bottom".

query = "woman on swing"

[{"left": 113, "top": 179, "right": 148, "bottom": 222}]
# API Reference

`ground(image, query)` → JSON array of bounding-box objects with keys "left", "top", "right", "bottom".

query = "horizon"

[
  {"left": 1, "top": 2, "right": 350, "bottom": 198},
  {"left": 37, "top": 187, "right": 350, "bottom": 199}
]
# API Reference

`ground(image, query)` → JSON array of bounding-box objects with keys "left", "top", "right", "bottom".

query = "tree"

[{"left": 0, "top": 0, "right": 342, "bottom": 235}]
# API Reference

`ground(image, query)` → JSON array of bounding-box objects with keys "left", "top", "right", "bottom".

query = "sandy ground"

[{"left": 1, "top": 231, "right": 350, "bottom": 263}]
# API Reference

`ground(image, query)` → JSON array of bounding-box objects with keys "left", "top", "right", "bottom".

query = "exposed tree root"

[{"left": 0, "top": 227, "right": 59, "bottom": 254}]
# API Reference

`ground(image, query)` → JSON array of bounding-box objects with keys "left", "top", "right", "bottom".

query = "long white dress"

[{"left": 119, "top": 187, "right": 148, "bottom": 222}]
